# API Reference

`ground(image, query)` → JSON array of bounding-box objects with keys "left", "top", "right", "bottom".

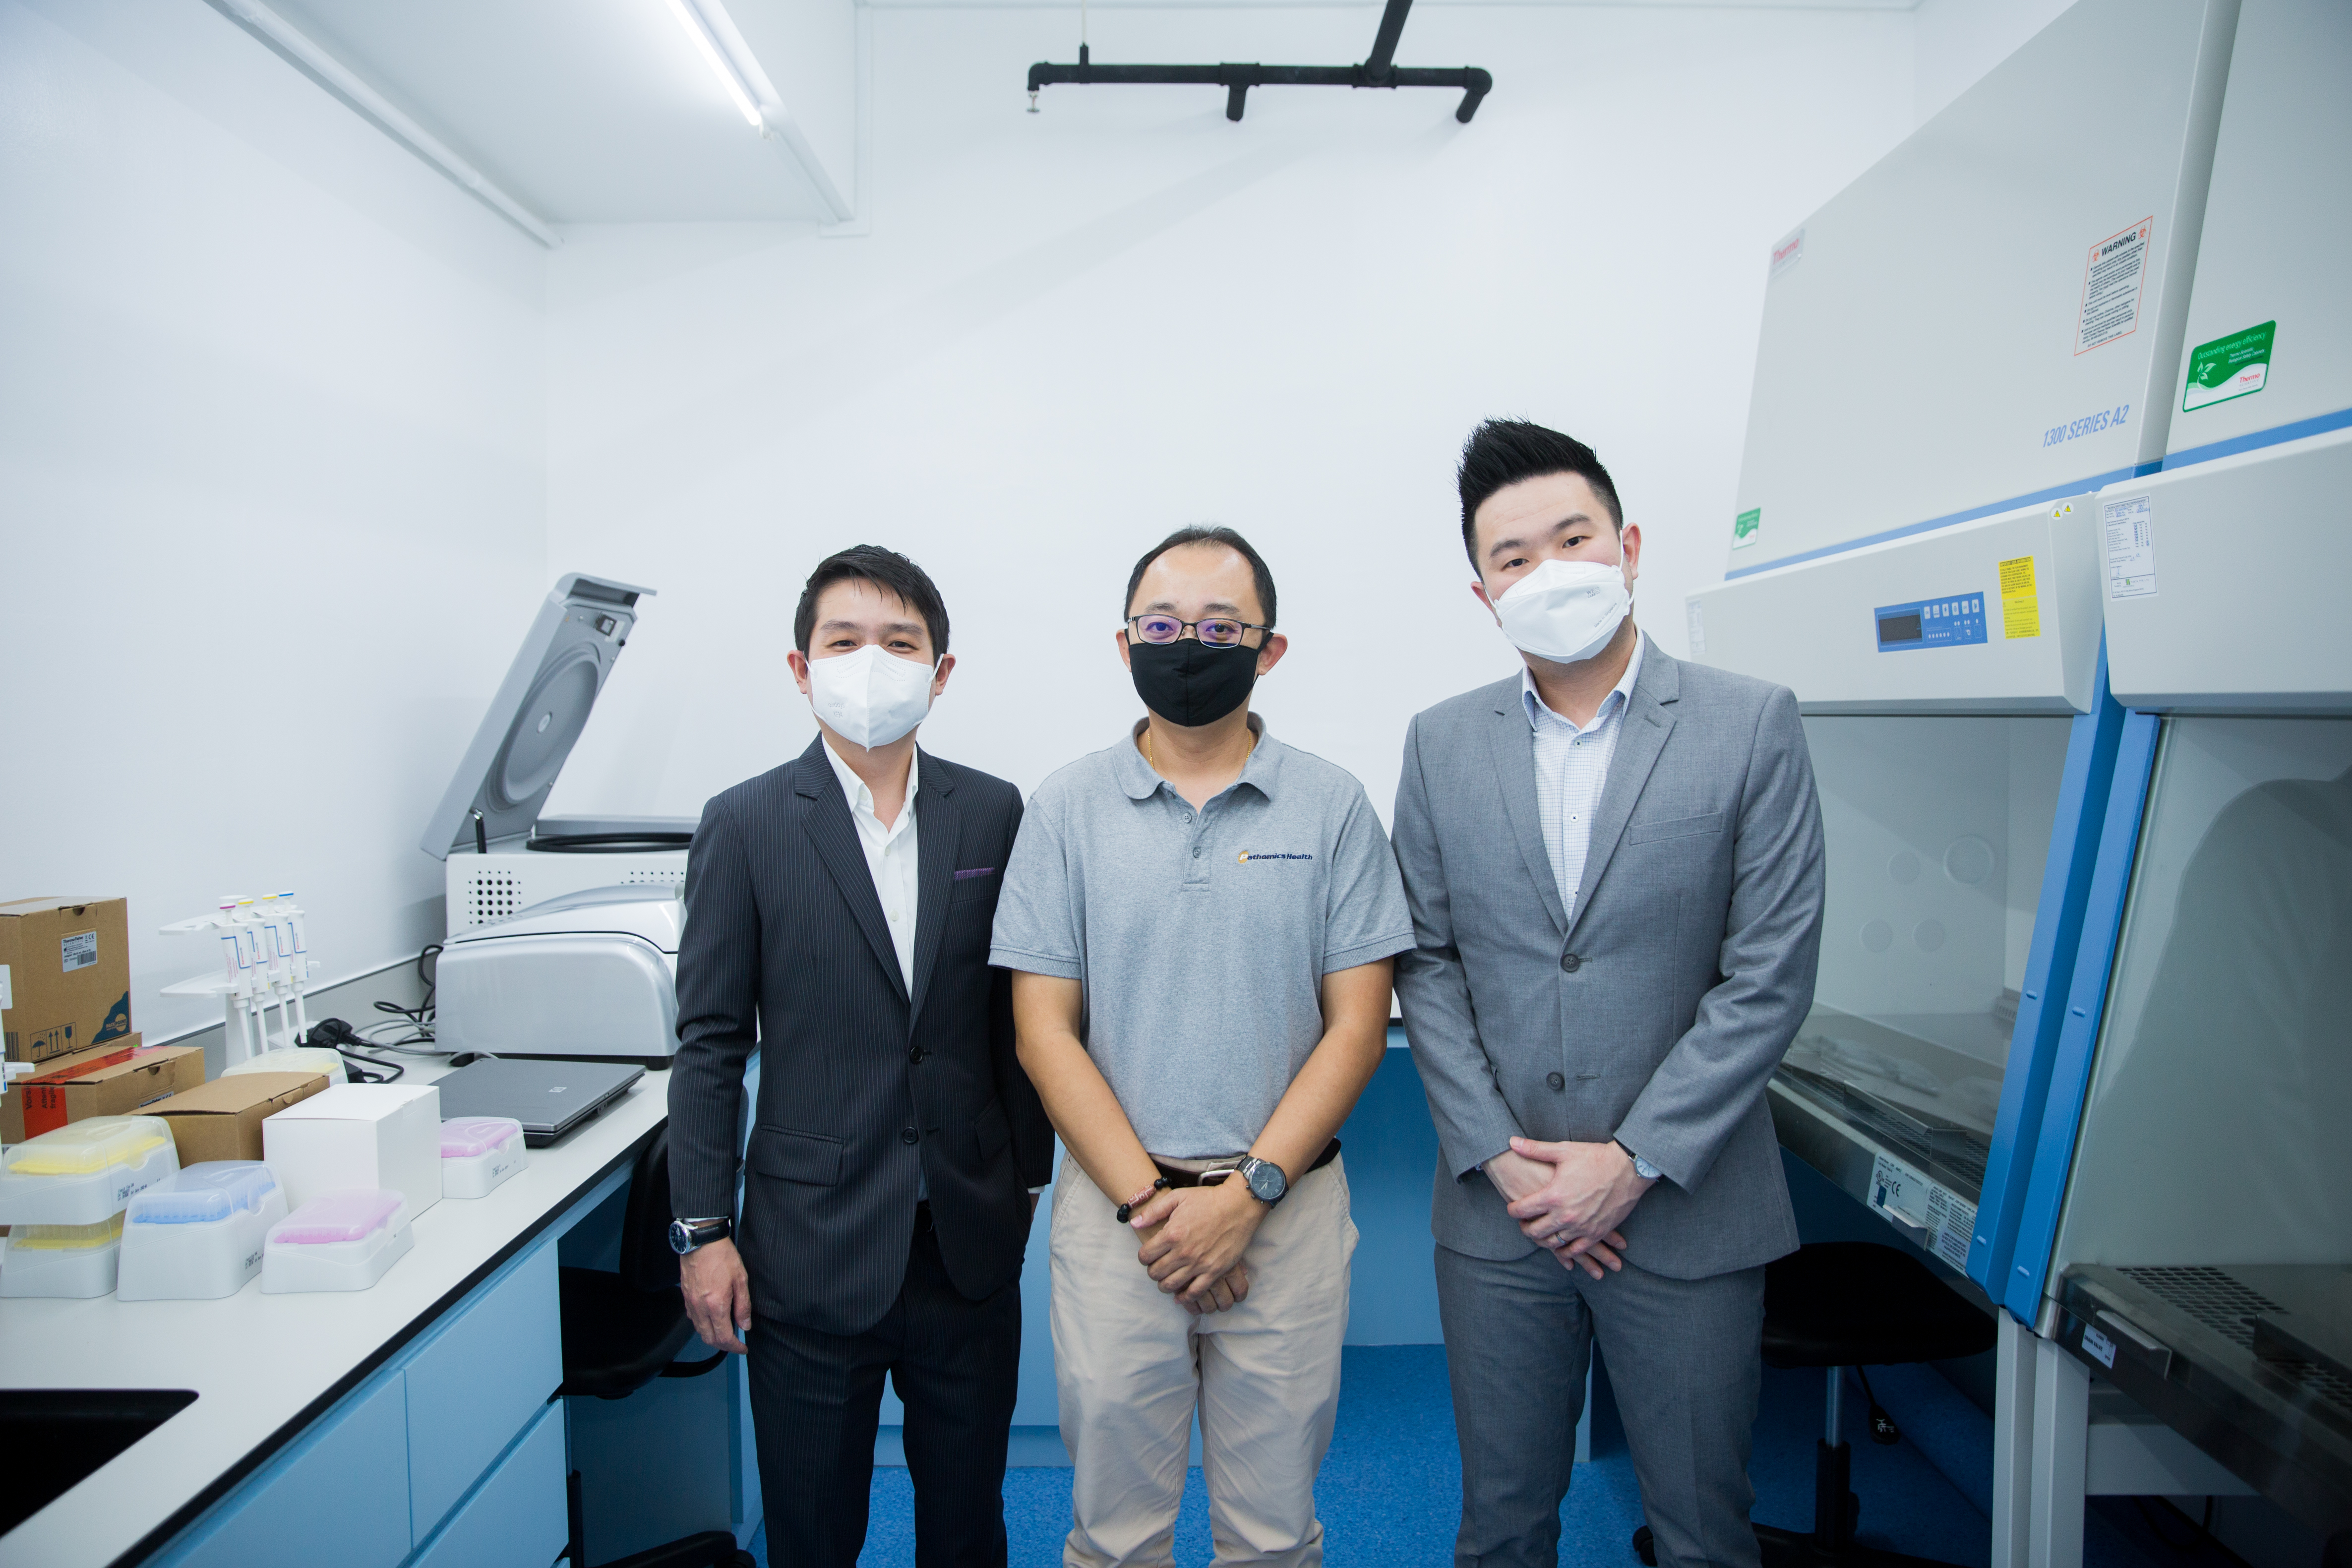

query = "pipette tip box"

[
  {"left": 0, "top": 1115, "right": 181, "bottom": 1228},
  {"left": 0, "top": 1214, "right": 124, "bottom": 1298},
  {"left": 118, "top": 1161, "right": 288, "bottom": 1301},
  {"left": 261, "top": 1190, "right": 413, "bottom": 1293},
  {"left": 438, "top": 1117, "right": 526, "bottom": 1199}
]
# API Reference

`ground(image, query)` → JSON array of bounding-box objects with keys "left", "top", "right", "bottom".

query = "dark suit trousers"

[{"left": 748, "top": 1209, "right": 1021, "bottom": 1568}]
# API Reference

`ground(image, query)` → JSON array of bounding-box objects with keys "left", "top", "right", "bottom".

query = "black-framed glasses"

[{"left": 1126, "top": 614, "right": 1271, "bottom": 647}]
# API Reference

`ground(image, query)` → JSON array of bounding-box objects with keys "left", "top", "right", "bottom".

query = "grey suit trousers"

[{"left": 1435, "top": 1244, "right": 1765, "bottom": 1568}]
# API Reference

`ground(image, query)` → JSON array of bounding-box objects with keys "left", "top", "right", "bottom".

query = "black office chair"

[
  {"left": 557, "top": 1124, "right": 753, "bottom": 1568},
  {"left": 1634, "top": 1241, "right": 1997, "bottom": 1568}
]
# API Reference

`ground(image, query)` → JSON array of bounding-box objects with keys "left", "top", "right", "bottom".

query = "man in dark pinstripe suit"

[{"left": 668, "top": 546, "right": 1055, "bottom": 1568}]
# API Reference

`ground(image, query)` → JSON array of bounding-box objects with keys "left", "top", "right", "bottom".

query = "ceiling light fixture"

[{"left": 663, "top": 0, "right": 764, "bottom": 129}]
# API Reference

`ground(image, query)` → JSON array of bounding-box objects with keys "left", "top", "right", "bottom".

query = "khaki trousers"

[{"left": 1051, "top": 1158, "right": 1357, "bottom": 1568}]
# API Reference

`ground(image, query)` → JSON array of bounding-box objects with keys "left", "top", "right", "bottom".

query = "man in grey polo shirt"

[{"left": 991, "top": 525, "right": 1412, "bottom": 1568}]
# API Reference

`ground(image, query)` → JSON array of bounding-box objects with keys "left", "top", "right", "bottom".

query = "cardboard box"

[
  {"left": 264, "top": 1084, "right": 443, "bottom": 1219},
  {"left": 149, "top": 1073, "right": 330, "bottom": 1165},
  {"left": 1, "top": 897, "right": 134, "bottom": 1063},
  {"left": 0, "top": 1035, "right": 205, "bottom": 1144}
]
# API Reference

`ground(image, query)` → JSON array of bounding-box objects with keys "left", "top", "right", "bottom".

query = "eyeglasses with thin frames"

[{"left": 1125, "top": 614, "right": 1271, "bottom": 647}]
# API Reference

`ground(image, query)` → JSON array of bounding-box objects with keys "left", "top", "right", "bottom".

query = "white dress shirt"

[
  {"left": 1520, "top": 636, "right": 1645, "bottom": 926},
  {"left": 821, "top": 737, "right": 921, "bottom": 988}
]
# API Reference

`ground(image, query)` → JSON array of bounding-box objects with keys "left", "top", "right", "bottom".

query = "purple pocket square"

[{"left": 953, "top": 867, "right": 996, "bottom": 881}]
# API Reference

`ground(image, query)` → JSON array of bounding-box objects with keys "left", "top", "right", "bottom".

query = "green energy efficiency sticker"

[
  {"left": 2182, "top": 320, "right": 2275, "bottom": 412},
  {"left": 1731, "top": 508, "right": 1761, "bottom": 550}
]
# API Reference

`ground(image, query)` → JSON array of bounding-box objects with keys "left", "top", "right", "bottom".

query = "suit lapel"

[
  {"left": 1562, "top": 639, "right": 1680, "bottom": 952},
  {"left": 1488, "top": 690, "right": 1569, "bottom": 936},
  {"left": 906, "top": 752, "right": 959, "bottom": 1026},
  {"left": 793, "top": 741, "right": 909, "bottom": 1005}
]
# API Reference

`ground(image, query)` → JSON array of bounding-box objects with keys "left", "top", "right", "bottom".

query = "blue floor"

[{"left": 746, "top": 1345, "right": 2169, "bottom": 1567}]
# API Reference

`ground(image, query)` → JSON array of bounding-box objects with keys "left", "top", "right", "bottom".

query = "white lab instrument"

[
  {"left": 0, "top": 1116, "right": 181, "bottom": 1228},
  {"left": 438, "top": 1117, "right": 527, "bottom": 1199},
  {"left": 261, "top": 1190, "right": 414, "bottom": 1293},
  {"left": 0, "top": 1215, "right": 125, "bottom": 1299},
  {"left": 1724, "top": 0, "right": 2237, "bottom": 576},
  {"left": 222, "top": 1046, "right": 349, "bottom": 1086},
  {"left": 261, "top": 1084, "right": 443, "bottom": 1218},
  {"left": 433, "top": 888, "right": 683, "bottom": 1066},
  {"left": 116, "top": 1161, "right": 289, "bottom": 1301},
  {"left": 158, "top": 893, "right": 322, "bottom": 1069},
  {"left": 419, "top": 573, "right": 695, "bottom": 936}
]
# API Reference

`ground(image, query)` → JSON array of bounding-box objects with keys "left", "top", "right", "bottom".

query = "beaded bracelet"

[{"left": 1115, "top": 1177, "right": 1170, "bottom": 1223}]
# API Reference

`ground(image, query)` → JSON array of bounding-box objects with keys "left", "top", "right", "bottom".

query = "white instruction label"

[
  {"left": 0, "top": 964, "right": 11, "bottom": 1011},
  {"left": 1868, "top": 1152, "right": 1979, "bottom": 1272},
  {"left": 2104, "top": 494, "right": 2158, "bottom": 599},
  {"left": 2080, "top": 1324, "right": 2118, "bottom": 1369},
  {"left": 2077, "top": 218, "right": 2153, "bottom": 355},
  {"left": 60, "top": 930, "right": 98, "bottom": 973},
  {"left": 1686, "top": 601, "right": 1708, "bottom": 657}
]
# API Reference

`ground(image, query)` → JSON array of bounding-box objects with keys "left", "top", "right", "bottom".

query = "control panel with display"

[{"left": 1873, "top": 592, "right": 1988, "bottom": 652}]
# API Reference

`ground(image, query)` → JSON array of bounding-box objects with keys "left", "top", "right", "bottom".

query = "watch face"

[
  {"left": 668, "top": 1219, "right": 694, "bottom": 1255},
  {"left": 1246, "top": 1160, "right": 1285, "bottom": 1203}
]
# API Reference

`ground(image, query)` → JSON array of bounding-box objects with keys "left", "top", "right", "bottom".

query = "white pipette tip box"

[
  {"left": 438, "top": 1117, "right": 526, "bottom": 1199},
  {"left": 262, "top": 1190, "right": 413, "bottom": 1294},
  {"left": 0, "top": 1116, "right": 181, "bottom": 1228},
  {"left": 0, "top": 1214, "right": 124, "bottom": 1298},
  {"left": 118, "top": 1162, "right": 289, "bottom": 1301}
]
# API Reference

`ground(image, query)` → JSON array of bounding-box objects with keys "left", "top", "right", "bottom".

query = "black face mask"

[{"left": 1128, "top": 637, "right": 1260, "bottom": 727}]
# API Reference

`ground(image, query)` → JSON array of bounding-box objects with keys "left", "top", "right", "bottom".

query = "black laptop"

[{"left": 430, "top": 1058, "right": 646, "bottom": 1147}]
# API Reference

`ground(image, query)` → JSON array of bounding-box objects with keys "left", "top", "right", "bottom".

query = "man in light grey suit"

[{"left": 1393, "top": 420, "right": 1825, "bottom": 1568}]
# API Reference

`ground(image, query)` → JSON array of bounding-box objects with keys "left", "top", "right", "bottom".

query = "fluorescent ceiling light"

[{"left": 663, "top": 0, "right": 764, "bottom": 129}]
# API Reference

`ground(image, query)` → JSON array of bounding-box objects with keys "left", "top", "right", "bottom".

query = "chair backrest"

[{"left": 615, "top": 1123, "right": 683, "bottom": 1294}]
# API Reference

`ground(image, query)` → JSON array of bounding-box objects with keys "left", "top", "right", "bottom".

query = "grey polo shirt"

[{"left": 989, "top": 717, "right": 1414, "bottom": 1158}]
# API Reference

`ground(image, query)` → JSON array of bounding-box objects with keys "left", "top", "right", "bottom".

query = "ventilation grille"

[
  {"left": 621, "top": 869, "right": 685, "bottom": 888},
  {"left": 2119, "top": 1266, "right": 2352, "bottom": 1414},
  {"left": 463, "top": 870, "right": 524, "bottom": 928}
]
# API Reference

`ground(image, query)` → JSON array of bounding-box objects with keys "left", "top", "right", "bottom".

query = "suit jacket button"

[
  {"left": 908, "top": 1047, "right": 927, "bottom": 1064},
  {"left": 1547, "top": 1072, "right": 1566, "bottom": 1090},
  {"left": 1560, "top": 952, "right": 1581, "bottom": 972},
  {"left": 901, "top": 1127, "right": 920, "bottom": 1145}
]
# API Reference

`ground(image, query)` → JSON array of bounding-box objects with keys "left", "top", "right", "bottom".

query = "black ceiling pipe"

[{"left": 1025, "top": 0, "right": 1493, "bottom": 124}]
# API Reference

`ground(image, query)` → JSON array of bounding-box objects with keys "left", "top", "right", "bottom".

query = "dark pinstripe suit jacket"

[{"left": 667, "top": 737, "right": 1054, "bottom": 1337}]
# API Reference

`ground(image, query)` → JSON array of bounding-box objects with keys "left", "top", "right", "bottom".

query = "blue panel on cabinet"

[
  {"left": 407, "top": 1243, "right": 562, "bottom": 1538},
  {"left": 409, "top": 1402, "right": 567, "bottom": 1568},
  {"left": 160, "top": 1371, "right": 410, "bottom": 1568}
]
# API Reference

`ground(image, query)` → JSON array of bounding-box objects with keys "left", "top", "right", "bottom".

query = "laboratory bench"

[{"left": 0, "top": 1062, "right": 747, "bottom": 1568}]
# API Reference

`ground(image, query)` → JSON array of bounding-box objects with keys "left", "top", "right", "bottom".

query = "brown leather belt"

[{"left": 1152, "top": 1138, "right": 1340, "bottom": 1189}]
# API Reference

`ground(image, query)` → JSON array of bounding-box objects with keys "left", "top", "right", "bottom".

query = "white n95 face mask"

[
  {"left": 1492, "top": 557, "right": 1632, "bottom": 665},
  {"left": 807, "top": 644, "right": 938, "bottom": 749}
]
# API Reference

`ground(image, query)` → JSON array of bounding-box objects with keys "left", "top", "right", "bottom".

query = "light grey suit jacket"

[{"left": 1392, "top": 636, "right": 1823, "bottom": 1279}]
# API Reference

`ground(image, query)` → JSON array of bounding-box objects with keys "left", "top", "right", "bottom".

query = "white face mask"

[
  {"left": 1492, "top": 557, "right": 1632, "bottom": 666},
  {"left": 806, "top": 644, "right": 937, "bottom": 749}
]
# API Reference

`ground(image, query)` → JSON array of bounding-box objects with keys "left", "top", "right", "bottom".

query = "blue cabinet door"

[
  {"left": 406, "top": 1244, "right": 562, "bottom": 1538},
  {"left": 408, "top": 1402, "right": 567, "bottom": 1568},
  {"left": 159, "top": 1371, "right": 411, "bottom": 1568}
]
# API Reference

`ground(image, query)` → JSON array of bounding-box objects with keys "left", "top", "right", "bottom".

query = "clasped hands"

[
  {"left": 1486, "top": 1136, "right": 1656, "bottom": 1279},
  {"left": 1127, "top": 1177, "right": 1263, "bottom": 1316}
]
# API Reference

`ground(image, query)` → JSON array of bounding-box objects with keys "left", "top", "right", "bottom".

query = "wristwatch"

[
  {"left": 1614, "top": 1141, "right": 1663, "bottom": 1182},
  {"left": 668, "top": 1215, "right": 732, "bottom": 1255},
  {"left": 1233, "top": 1156, "right": 1289, "bottom": 1206}
]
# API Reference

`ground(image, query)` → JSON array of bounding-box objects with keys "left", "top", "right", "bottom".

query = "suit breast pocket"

[
  {"left": 1624, "top": 810, "right": 1726, "bottom": 846},
  {"left": 950, "top": 868, "right": 999, "bottom": 906}
]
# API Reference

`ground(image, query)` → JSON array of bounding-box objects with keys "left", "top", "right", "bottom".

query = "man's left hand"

[
  {"left": 1133, "top": 1178, "right": 1267, "bottom": 1305},
  {"left": 1504, "top": 1136, "right": 1655, "bottom": 1255}
]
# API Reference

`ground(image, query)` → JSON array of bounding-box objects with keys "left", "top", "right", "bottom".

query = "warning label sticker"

[
  {"left": 2077, "top": 218, "right": 2154, "bottom": 355},
  {"left": 1869, "top": 1151, "right": 1979, "bottom": 1272},
  {"left": 1998, "top": 554, "right": 2042, "bottom": 639},
  {"left": 2183, "top": 320, "right": 2276, "bottom": 412},
  {"left": 2104, "top": 494, "right": 2158, "bottom": 599}
]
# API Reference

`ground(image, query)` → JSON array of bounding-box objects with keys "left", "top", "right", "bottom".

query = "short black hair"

[
  {"left": 793, "top": 545, "right": 950, "bottom": 658},
  {"left": 1123, "top": 526, "right": 1278, "bottom": 628},
  {"left": 1456, "top": 419, "right": 1624, "bottom": 570}
]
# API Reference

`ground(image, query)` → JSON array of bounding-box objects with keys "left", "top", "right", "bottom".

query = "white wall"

[
  {"left": 541, "top": 4, "right": 1916, "bottom": 823},
  {"left": 0, "top": 0, "right": 547, "bottom": 1041}
]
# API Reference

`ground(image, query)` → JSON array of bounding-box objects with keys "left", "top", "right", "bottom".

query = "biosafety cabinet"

[{"left": 1723, "top": 0, "right": 2238, "bottom": 577}]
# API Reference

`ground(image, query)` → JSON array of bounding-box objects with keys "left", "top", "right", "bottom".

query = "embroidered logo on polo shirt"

[{"left": 1236, "top": 851, "right": 1314, "bottom": 863}]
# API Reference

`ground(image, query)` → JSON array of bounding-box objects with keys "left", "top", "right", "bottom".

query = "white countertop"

[{"left": 0, "top": 1059, "right": 671, "bottom": 1568}]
